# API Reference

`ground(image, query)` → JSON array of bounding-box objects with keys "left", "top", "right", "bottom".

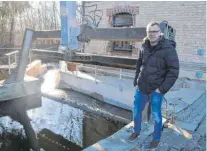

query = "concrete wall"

[
  {"left": 84, "top": 40, "right": 109, "bottom": 55},
  {"left": 84, "top": 1, "right": 206, "bottom": 64},
  {"left": 59, "top": 71, "right": 135, "bottom": 111}
]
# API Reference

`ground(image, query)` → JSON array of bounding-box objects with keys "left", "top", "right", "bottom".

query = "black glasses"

[{"left": 147, "top": 30, "right": 160, "bottom": 34}]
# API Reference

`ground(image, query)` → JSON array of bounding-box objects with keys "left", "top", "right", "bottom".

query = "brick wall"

[
  {"left": 84, "top": 1, "right": 206, "bottom": 64},
  {"left": 84, "top": 40, "right": 109, "bottom": 55}
]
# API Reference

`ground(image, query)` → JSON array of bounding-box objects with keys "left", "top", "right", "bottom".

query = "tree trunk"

[
  {"left": 19, "top": 14, "right": 24, "bottom": 34},
  {"left": 0, "top": 19, "right": 6, "bottom": 44},
  {"left": 9, "top": 17, "right": 15, "bottom": 46},
  {"left": 38, "top": 8, "right": 42, "bottom": 30},
  {"left": 44, "top": 2, "right": 47, "bottom": 29},
  {"left": 53, "top": 1, "right": 57, "bottom": 29}
]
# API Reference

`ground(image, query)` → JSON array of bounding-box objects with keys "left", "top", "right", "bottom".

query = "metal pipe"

[
  {"left": 163, "top": 97, "right": 168, "bottom": 119},
  {"left": 8, "top": 55, "right": 10, "bottom": 74},
  {"left": 15, "top": 52, "right": 17, "bottom": 65},
  {"left": 95, "top": 65, "right": 97, "bottom": 82},
  {"left": 120, "top": 69, "right": 122, "bottom": 79}
]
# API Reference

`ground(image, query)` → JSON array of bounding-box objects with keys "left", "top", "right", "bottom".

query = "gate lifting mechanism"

[{"left": 32, "top": 1, "right": 176, "bottom": 70}]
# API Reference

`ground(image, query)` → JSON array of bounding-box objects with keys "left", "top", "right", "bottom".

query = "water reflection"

[
  {"left": 0, "top": 68, "right": 126, "bottom": 150},
  {"left": 0, "top": 97, "right": 125, "bottom": 151}
]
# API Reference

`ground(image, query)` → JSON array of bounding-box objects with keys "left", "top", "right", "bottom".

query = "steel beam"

[
  {"left": 79, "top": 25, "right": 146, "bottom": 41},
  {"left": 31, "top": 49, "right": 207, "bottom": 72},
  {"left": 33, "top": 30, "right": 61, "bottom": 39},
  {"left": 0, "top": 29, "right": 41, "bottom": 150},
  {"left": 0, "top": 77, "right": 41, "bottom": 102},
  {"left": 60, "top": 1, "right": 79, "bottom": 49},
  {"left": 5, "top": 28, "right": 34, "bottom": 83},
  {"left": 34, "top": 26, "right": 146, "bottom": 41},
  {"left": 32, "top": 49, "right": 64, "bottom": 62},
  {"left": 70, "top": 53, "right": 137, "bottom": 69},
  {"left": 31, "top": 49, "right": 137, "bottom": 69}
]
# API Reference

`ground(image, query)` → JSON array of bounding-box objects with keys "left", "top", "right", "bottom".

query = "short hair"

[{"left": 146, "top": 21, "right": 160, "bottom": 31}]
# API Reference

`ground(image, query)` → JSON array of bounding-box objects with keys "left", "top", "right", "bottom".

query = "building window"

[
  {"left": 112, "top": 12, "right": 133, "bottom": 27},
  {"left": 112, "top": 12, "right": 133, "bottom": 52}
]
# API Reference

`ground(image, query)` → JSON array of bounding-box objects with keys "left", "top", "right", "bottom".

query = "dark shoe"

[
  {"left": 127, "top": 132, "right": 139, "bottom": 142},
  {"left": 149, "top": 140, "right": 160, "bottom": 150}
]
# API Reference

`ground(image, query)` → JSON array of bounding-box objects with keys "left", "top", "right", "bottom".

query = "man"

[{"left": 127, "top": 21, "right": 179, "bottom": 149}]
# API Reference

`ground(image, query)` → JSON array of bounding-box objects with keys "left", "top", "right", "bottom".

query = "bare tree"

[
  {"left": 0, "top": 1, "right": 62, "bottom": 46},
  {"left": 0, "top": 1, "right": 30, "bottom": 46}
]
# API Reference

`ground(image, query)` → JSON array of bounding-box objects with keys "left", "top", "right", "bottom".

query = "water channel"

[{"left": 0, "top": 69, "right": 128, "bottom": 151}]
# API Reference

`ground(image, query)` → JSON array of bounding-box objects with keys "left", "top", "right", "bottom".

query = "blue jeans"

[{"left": 133, "top": 89, "right": 163, "bottom": 141}]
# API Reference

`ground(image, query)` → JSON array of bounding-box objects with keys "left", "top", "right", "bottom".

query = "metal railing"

[
  {"left": 5, "top": 51, "right": 19, "bottom": 74},
  {"left": 79, "top": 65, "right": 135, "bottom": 81}
]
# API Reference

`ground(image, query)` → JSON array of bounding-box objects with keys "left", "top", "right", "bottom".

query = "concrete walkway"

[
  {"left": 84, "top": 118, "right": 166, "bottom": 151},
  {"left": 60, "top": 70, "right": 206, "bottom": 151}
]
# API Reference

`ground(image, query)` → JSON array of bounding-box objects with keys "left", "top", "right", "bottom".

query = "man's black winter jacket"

[{"left": 134, "top": 36, "right": 179, "bottom": 94}]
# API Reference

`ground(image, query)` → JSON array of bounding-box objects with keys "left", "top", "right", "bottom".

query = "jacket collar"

[{"left": 142, "top": 34, "right": 170, "bottom": 50}]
